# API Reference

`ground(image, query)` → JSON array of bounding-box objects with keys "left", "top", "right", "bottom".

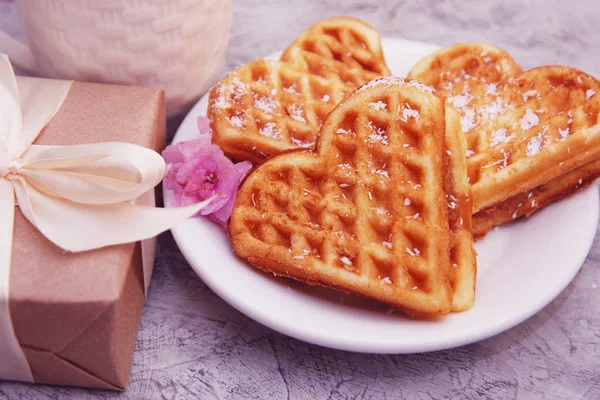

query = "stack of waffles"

[
  {"left": 206, "top": 18, "right": 600, "bottom": 317},
  {"left": 407, "top": 44, "right": 600, "bottom": 238}
]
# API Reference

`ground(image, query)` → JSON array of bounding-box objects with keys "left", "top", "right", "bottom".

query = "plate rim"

[{"left": 166, "top": 37, "right": 600, "bottom": 354}]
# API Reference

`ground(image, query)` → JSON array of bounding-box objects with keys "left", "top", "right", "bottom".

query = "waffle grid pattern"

[
  {"left": 461, "top": 69, "right": 600, "bottom": 188},
  {"left": 209, "top": 18, "right": 390, "bottom": 163},
  {"left": 409, "top": 45, "right": 600, "bottom": 213},
  {"left": 210, "top": 61, "right": 350, "bottom": 159},
  {"left": 231, "top": 81, "right": 458, "bottom": 315},
  {"left": 281, "top": 21, "right": 389, "bottom": 87}
]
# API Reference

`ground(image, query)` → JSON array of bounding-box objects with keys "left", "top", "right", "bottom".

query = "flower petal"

[
  {"left": 234, "top": 161, "right": 253, "bottom": 183},
  {"left": 162, "top": 144, "right": 185, "bottom": 164},
  {"left": 199, "top": 191, "right": 230, "bottom": 215},
  {"left": 210, "top": 193, "right": 236, "bottom": 226},
  {"left": 197, "top": 116, "right": 212, "bottom": 136}
]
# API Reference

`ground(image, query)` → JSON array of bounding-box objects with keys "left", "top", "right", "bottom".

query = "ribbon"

[{"left": 0, "top": 55, "right": 209, "bottom": 383}]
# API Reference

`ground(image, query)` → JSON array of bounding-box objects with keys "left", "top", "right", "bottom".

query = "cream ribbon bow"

[{"left": 0, "top": 54, "right": 209, "bottom": 382}]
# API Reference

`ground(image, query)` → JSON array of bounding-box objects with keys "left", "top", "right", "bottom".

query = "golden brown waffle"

[
  {"left": 230, "top": 77, "right": 475, "bottom": 316},
  {"left": 473, "top": 159, "right": 600, "bottom": 238},
  {"left": 409, "top": 43, "right": 600, "bottom": 222},
  {"left": 444, "top": 107, "right": 477, "bottom": 311},
  {"left": 281, "top": 17, "right": 390, "bottom": 84},
  {"left": 209, "top": 17, "right": 390, "bottom": 164}
]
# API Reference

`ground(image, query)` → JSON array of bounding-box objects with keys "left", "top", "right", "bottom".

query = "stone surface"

[{"left": 1, "top": 0, "right": 600, "bottom": 399}]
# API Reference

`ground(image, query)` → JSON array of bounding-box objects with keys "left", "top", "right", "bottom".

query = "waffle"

[
  {"left": 444, "top": 107, "right": 477, "bottom": 311},
  {"left": 281, "top": 17, "right": 390, "bottom": 84},
  {"left": 229, "top": 77, "right": 476, "bottom": 316},
  {"left": 473, "top": 159, "right": 600, "bottom": 238},
  {"left": 209, "top": 17, "right": 390, "bottom": 164},
  {"left": 408, "top": 43, "right": 600, "bottom": 221}
]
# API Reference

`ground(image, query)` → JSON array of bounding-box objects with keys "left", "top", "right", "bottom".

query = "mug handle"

[{"left": 0, "top": 31, "right": 36, "bottom": 74}]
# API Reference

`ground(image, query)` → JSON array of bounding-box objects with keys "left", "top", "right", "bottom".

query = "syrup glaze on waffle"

[
  {"left": 230, "top": 77, "right": 475, "bottom": 316},
  {"left": 408, "top": 43, "right": 600, "bottom": 225},
  {"left": 209, "top": 18, "right": 390, "bottom": 164}
]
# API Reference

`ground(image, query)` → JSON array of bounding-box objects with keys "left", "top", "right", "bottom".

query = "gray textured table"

[{"left": 1, "top": 0, "right": 600, "bottom": 399}]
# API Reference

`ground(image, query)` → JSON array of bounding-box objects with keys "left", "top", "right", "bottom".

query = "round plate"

[{"left": 166, "top": 38, "right": 599, "bottom": 353}]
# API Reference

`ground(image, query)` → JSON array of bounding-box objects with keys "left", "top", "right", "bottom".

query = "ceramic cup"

[{"left": 0, "top": 0, "right": 232, "bottom": 116}]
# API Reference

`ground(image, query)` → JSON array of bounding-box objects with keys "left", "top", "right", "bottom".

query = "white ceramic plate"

[{"left": 166, "top": 38, "right": 599, "bottom": 353}]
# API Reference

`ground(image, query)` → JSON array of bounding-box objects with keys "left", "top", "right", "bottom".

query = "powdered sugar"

[
  {"left": 367, "top": 121, "right": 389, "bottom": 145},
  {"left": 522, "top": 90, "right": 538, "bottom": 102},
  {"left": 375, "top": 207, "right": 390, "bottom": 215},
  {"left": 289, "top": 104, "right": 306, "bottom": 122},
  {"left": 369, "top": 101, "right": 387, "bottom": 111},
  {"left": 372, "top": 169, "right": 389, "bottom": 177},
  {"left": 460, "top": 108, "right": 477, "bottom": 132},
  {"left": 291, "top": 249, "right": 311, "bottom": 260},
  {"left": 479, "top": 97, "right": 508, "bottom": 122},
  {"left": 379, "top": 276, "right": 392, "bottom": 285},
  {"left": 290, "top": 137, "right": 313, "bottom": 148},
  {"left": 259, "top": 122, "right": 281, "bottom": 139},
  {"left": 340, "top": 256, "right": 353, "bottom": 266},
  {"left": 227, "top": 114, "right": 244, "bottom": 128},
  {"left": 357, "top": 77, "right": 435, "bottom": 94},
  {"left": 406, "top": 247, "right": 421, "bottom": 257},
  {"left": 499, "top": 149, "right": 509, "bottom": 169},
  {"left": 520, "top": 109, "right": 539, "bottom": 131},
  {"left": 214, "top": 78, "right": 247, "bottom": 109},
  {"left": 490, "top": 128, "right": 514, "bottom": 146},
  {"left": 254, "top": 94, "right": 278, "bottom": 114},
  {"left": 399, "top": 104, "right": 420, "bottom": 122},
  {"left": 283, "top": 84, "right": 298, "bottom": 94},
  {"left": 586, "top": 89, "right": 596, "bottom": 99},
  {"left": 526, "top": 132, "right": 544, "bottom": 156},
  {"left": 485, "top": 83, "right": 498, "bottom": 95},
  {"left": 336, "top": 128, "right": 353, "bottom": 135},
  {"left": 448, "top": 93, "right": 473, "bottom": 109},
  {"left": 483, "top": 148, "right": 509, "bottom": 170}
]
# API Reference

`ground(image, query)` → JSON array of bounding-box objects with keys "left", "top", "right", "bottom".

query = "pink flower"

[{"left": 162, "top": 116, "right": 252, "bottom": 227}]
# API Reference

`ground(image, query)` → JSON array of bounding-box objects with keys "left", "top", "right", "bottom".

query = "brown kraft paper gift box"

[{"left": 6, "top": 81, "right": 166, "bottom": 390}]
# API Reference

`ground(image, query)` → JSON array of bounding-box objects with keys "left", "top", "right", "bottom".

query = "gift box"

[
  {"left": 0, "top": 56, "right": 199, "bottom": 390},
  {"left": 5, "top": 83, "right": 164, "bottom": 390}
]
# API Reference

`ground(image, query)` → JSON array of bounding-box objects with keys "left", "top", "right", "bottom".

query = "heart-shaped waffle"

[
  {"left": 208, "top": 17, "right": 390, "bottom": 164},
  {"left": 281, "top": 17, "right": 390, "bottom": 83},
  {"left": 230, "top": 77, "right": 476, "bottom": 316},
  {"left": 408, "top": 43, "right": 600, "bottom": 235}
]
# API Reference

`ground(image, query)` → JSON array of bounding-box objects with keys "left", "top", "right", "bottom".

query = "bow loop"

[
  {"left": 16, "top": 143, "right": 165, "bottom": 205},
  {"left": 0, "top": 56, "right": 22, "bottom": 158}
]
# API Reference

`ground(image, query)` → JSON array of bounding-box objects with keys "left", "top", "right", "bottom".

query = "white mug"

[{"left": 0, "top": 0, "right": 232, "bottom": 116}]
